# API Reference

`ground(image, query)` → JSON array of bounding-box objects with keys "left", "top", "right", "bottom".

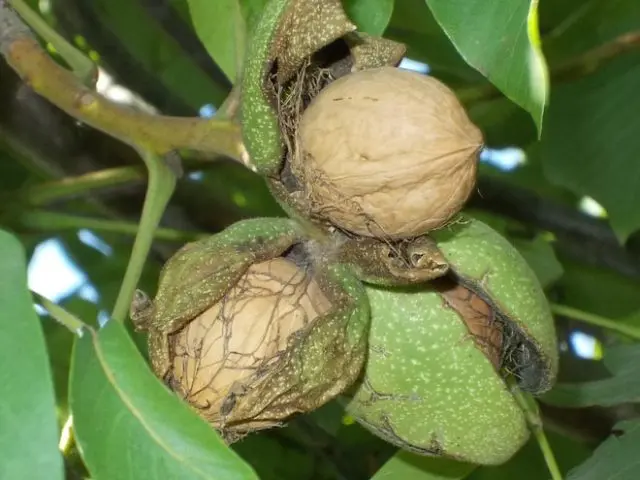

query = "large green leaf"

[
  {"left": 185, "top": 0, "right": 246, "bottom": 82},
  {"left": 542, "top": 344, "right": 640, "bottom": 408},
  {"left": 541, "top": 53, "right": 640, "bottom": 242},
  {"left": 372, "top": 451, "right": 476, "bottom": 479},
  {"left": 343, "top": 0, "right": 395, "bottom": 35},
  {"left": 425, "top": 0, "right": 549, "bottom": 131},
  {"left": 567, "top": 420, "right": 640, "bottom": 480},
  {"left": 69, "top": 319, "right": 258, "bottom": 480},
  {"left": 0, "top": 229, "right": 64, "bottom": 480},
  {"left": 386, "top": 0, "right": 483, "bottom": 84}
]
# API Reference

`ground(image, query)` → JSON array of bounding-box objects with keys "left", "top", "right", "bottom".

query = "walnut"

[{"left": 293, "top": 66, "right": 483, "bottom": 239}]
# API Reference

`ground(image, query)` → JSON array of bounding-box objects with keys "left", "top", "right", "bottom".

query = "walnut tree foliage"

[{"left": 1, "top": 0, "right": 640, "bottom": 479}]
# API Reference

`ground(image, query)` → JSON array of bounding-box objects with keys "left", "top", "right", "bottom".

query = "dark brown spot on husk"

[
  {"left": 435, "top": 278, "right": 503, "bottom": 370},
  {"left": 434, "top": 274, "right": 550, "bottom": 393}
]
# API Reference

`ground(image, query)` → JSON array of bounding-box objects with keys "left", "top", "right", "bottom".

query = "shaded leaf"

[
  {"left": 372, "top": 451, "right": 476, "bottom": 479},
  {"left": 343, "top": 0, "right": 395, "bottom": 35},
  {"left": 425, "top": 0, "right": 549, "bottom": 130},
  {"left": 232, "top": 435, "right": 315, "bottom": 480},
  {"left": 542, "top": 0, "right": 640, "bottom": 63},
  {"left": 469, "top": 97, "right": 537, "bottom": 148},
  {"left": 69, "top": 319, "right": 257, "bottom": 480},
  {"left": 554, "top": 258, "right": 640, "bottom": 319},
  {"left": 186, "top": 0, "right": 245, "bottom": 82},
  {"left": 541, "top": 53, "right": 640, "bottom": 242},
  {"left": 567, "top": 420, "right": 640, "bottom": 480},
  {"left": 542, "top": 344, "right": 640, "bottom": 407},
  {"left": 0, "top": 229, "right": 64, "bottom": 480},
  {"left": 41, "top": 316, "right": 75, "bottom": 416}
]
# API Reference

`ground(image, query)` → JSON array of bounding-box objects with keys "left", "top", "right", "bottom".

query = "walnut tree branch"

[
  {"left": 458, "top": 31, "right": 640, "bottom": 105},
  {"left": 0, "top": 2, "right": 245, "bottom": 161},
  {"left": 471, "top": 176, "right": 640, "bottom": 280}
]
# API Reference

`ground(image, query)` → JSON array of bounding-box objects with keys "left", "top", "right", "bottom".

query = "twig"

[
  {"left": 469, "top": 175, "right": 640, "bottom": 280},
  {"left": 457, "top": 31, "right": 640, "bottom": 105},
  {"left": 0, "top": 2, "right": 245, "bottom": 160},
  {"left": 551, "top": 304, "right": 640, "bottom": 341},
  {"left": 21, "top": 166, "right": 145, "bottom": 205},
  {"left": 110, "top": 149, "right": 178, "bottom": 322},
  {"left": 20, "top": 210, "right": 206, "bottom": 242},
  {"left": 512, "top": 387, "right": 563, "bottom": 480},
  {"left": 9, "top": 0, "right": 97, "bottom": 85}
]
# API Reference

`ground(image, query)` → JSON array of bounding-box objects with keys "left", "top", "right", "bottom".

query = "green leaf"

[
  {"left": 186, "top": 0, "right": 246, "bottom": 82},
  {"left": 372, "top": 451, "right": 476, "bottom": 479},
  {"left": 69, "top": 319, "right": 258, "bottom": 480},
  {"left": 0, "top": 229, "right": 64, "bottom": 480},
  {"left": 386, "top": 0, "right": 483, "bottom": 84},
  {"left": 542, "top": 344, "right": 640, "bottom": 408},
  {"left": 425, "top": 0, "right": 549, "bottom": 131},
  {"left": 343, "top": 0, "right": 395, "bottom": 35},
  {"left": 567, "top": 420, "right": 640, "bottom": 480},
  {"left": 541, "top": 53, "right": 640, "bottom": 242}
]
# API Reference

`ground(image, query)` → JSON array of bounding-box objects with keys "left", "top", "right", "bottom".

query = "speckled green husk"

[
  {"left": 431, "top": 217, "right": 559, "bottom": 392},
  {"left": 240, "top": 0, "right": 356, "bottom": 176},
  {"left": 346, "top": 282, "right": 529, "bottom": 465},
  {"left": 344, "top": 216, "right": 558, "bottom": 465}
]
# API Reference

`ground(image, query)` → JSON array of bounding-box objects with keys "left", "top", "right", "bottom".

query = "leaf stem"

[
  {"left": 512, "top": 387, "right": 563, "bottom": 480},
  {"left": 110, "top": 150, "right": 178, "bottom": 323},
  {"left": 22, "top": 166, "right": 145, "bottom": 205},
  {"left": 0, "top": 4, "right": 244, "bottom": 161},
  {"left": 9, "top": 0, "right": 97, "bottom": 85},
  {"left": 32, "top": 291, "right": 86, "bottom": 335},
  {"left": 551, "top": 303, "right": 640, "bottom": 340},
  {"left": 20, "top": 210, "right": 205, "bottom": 242}
]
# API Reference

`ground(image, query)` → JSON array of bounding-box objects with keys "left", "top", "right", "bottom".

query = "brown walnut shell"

[{"left": 293, "top": 66, "right": 483, "bottom": 239}]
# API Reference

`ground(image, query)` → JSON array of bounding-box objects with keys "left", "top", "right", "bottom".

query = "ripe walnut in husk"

[
  {"left": 131, "top": 218, "right": 370, "bottom": 441},
  {"left": 170, "top": 258, "right": 331, "bottom": 436},
  {"left": 239, "top": 0, "right": 457, "bottom": 285},
  {"left": 292, "top": 66, "right": 483, "bottom": 239},
  {"left": 344, "top": 217, "right": 558, "bottom": 465}
]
